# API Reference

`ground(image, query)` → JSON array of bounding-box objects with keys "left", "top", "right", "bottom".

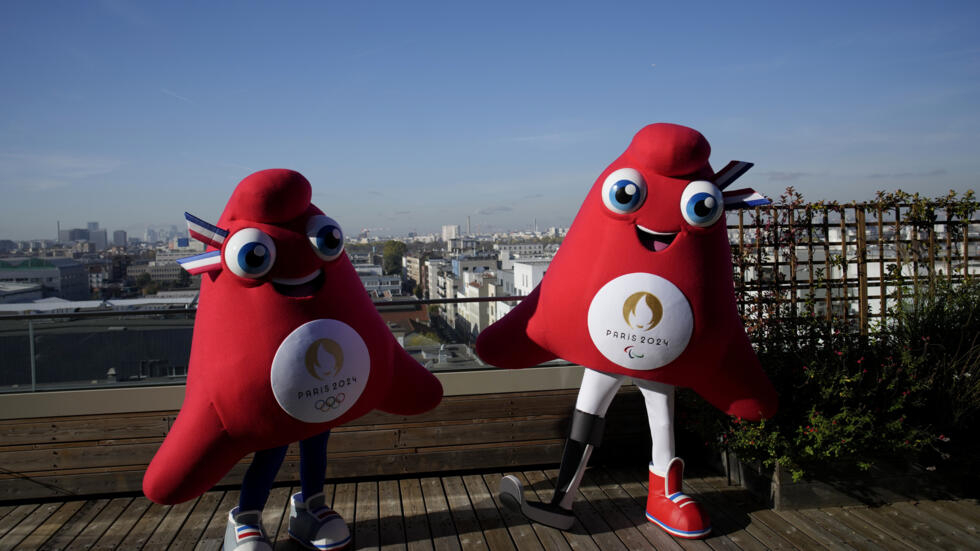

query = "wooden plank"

[
  {"left": 0, "top": 501, "right": 58, "bottom": 549},
  {"left": 273, "top": 485, "right": 303, "bottom": 550},
  {"left": 821, "top": 506, "right": 909, "bottom": 550},
  {"left": 116, "top": 500, "right": 171, "bottom": 550},
  {"left": 0, "top": 414, "right": 169, "bottom": 445},
  {"left": 578, "top": 470, "right": 654, "bottom": 550},
  {"left": 588, "top": 467, "right": 685, "bottom": 551},
  {"left": 194, "top": 490, "right": 239, "bottom": 551},
  {"left": 420, "top": 476, "right": 461, "bottom": 551},
  {"left": 460, "top": 474, "right": 516, "bottom": 551},
  {"left": 12, "top": 500, "right": 84, "bottom": 550},
  {"left": 442, "top": 475, "right": 489, "bottom": 550},
  {"left": 521, "top": 470, "right": 595, "bottom": 551},
  {"left": 90, "top": 496, "right": 153, "bottom": 550},
  {"left": 169, "top": 490, "right": 224, "bottom": 549},
  {"left": 484, "top": 472, "right": 549, "bottom": 551},
  {"left": 845, "top": 505, "right": 941, "bottom": 550},
  {"left": 693, "top": 473, "right": 804, "bottom": 550},
  {"left": 0, "top": 442, "right": 161, "bottom": 472},
  {"left": 398, "top": 418, "right": 567, "bottom": 449},
  {"left": 141, "top": 497, "right": 197, "bottom": 550},
  {"left": 39, "top": 498, "right": 110, "bottom": 550},
  {"left": 797, "top": 508, "right": 886, "bottom": 551},
  {"left": 331, "top": 482, "right": 356, "bottom": 538},
  {"left": 679, "top": 475, "right": 770, "bottom": 551},
  {"left": 890, "top": 501, "right": 980, "bottom": 549},
  {"left": 379, "top": 479, "right": 407, "bottom": 551},
  {"left": 65, "top": 496, "right": 132, "bottom": 549},
  {"left": 259, "top": 485, "right": 291, "bottom": 543},
  {"left": 0, "top": 503, "right": 38, "bottom": 540},
  {"left": 747, "top": 508, "right": 824, "bottom": 550},
  {"left": 915, "top": 499, "right": 979, "bottom": 535},
  {"left": 356, "top": 481, "right": 381, "bottom": 550},
  {"left": 541, "top": 467, "right": 626, "bottom": 551},
  {"left": 399, "top": 478, "right": 435, "bottom": 551},
  {"left": 774, "top": 509, "right": 852, "bottom": 551}
]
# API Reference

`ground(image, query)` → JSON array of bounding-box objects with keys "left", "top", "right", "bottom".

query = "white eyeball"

[
  {"left": 223, "top": 228, "right": 277, "bottom": 278},
  {"left": 601, "top": 168, "right": 647, "bottom": 215},
  {"left": 306, "top": 215, "right": 344, "bottom": 261},
  {"left": 680, "top": 180, "right": 724, "bottom": 227}
]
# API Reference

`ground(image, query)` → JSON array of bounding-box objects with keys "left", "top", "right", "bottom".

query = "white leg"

[
  {"left": 634, "top": 379, "right": 675, "bottom": 477},
  {"left": 575, "top": 368, "right": 626, "bottom": 416}
]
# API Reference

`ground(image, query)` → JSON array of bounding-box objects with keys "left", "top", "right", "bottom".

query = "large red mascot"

[
  {"left": 143, "top": 169, "right": 443, "bottom": 550},
  {"left": 476, "top": 123, "right": 777, "bottom": 539}
]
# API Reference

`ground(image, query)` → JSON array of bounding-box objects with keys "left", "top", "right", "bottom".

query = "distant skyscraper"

[
  {"left": 90, "top": 229, "right": 108, "bottom": 250},
  {"left": 442, "top": 224, "right": 460, "bottom": 242},
  {"left": 87, "top": 222, "right": 100, "bottom": 231},
  {"left": 113, "top": 230, "right": 127, "bottom": 247}
]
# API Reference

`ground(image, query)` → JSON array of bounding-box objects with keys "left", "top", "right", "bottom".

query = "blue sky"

[{"left": 1, "top": 1, "right": 978, "bottom": 240}]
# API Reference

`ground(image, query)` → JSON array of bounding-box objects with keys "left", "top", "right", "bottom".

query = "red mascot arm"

[
  {"left": 377, "top": 345, "right": 444, "bottom": 415},
  {"left": 475, "top": 285, "right": 557, "bottom": 369}
]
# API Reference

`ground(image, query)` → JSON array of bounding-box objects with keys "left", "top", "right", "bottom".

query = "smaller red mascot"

[
  {"left": 143, "top": 169, "right": 443, "bottom": 550},
  {"left": 477, "top": 123, "right": 777, "bottom": 539}
]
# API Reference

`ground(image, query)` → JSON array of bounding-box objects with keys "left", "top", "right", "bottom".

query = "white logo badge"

[
  {"left": 270, "top": 319, "right": 370, "bottom": 423},
  {"left": 586, "top": 273, "right": 693, "bottom": 370}
]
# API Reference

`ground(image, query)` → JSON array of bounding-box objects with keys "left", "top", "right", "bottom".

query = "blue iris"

[
  {"left": 236, "top": 242, "right": 272, "bottom": 275},
  {"left": 315, "top": 225, "right": 343, "bottom": 257},
  {"left": 608, "top": 179, "right": 643, "bottom": 212},
  {"left": 685, "top": 192, "right": 721, "bottom": 225}
]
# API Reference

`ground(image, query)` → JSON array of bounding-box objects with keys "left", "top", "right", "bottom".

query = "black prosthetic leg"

[{"left": 499, "top": 409, "right": 605, "bottom": 530}]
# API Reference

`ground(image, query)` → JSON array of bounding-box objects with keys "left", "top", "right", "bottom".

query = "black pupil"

[
  {"left": 321, "top": 227, "right": 340, "bottom": 249},
  {"left": 694, "top": 199, "right": 713, "bottom": 217},
  {"left": 245, "top": 247, "right": 265, "bottom": 267},
  {"left": 615, "top": 182, "right": 635, "bottom": 204}
]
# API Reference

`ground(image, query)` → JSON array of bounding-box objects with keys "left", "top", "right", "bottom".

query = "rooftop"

[{"left": 1, "top": 465, "right": 976, "bottom": 550}]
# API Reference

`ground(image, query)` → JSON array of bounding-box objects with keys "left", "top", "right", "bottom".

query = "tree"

[{"left": 382, "top": 240, "right": 406, "bottom": 275}]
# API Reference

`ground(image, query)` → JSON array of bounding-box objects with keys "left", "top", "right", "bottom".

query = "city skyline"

[{"left": 2, "top": 2, "right": 979, "bottom": 241}]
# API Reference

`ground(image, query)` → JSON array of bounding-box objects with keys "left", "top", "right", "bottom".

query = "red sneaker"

[{"left": 645, "top": 457, "right": 711, "bottom": 539}]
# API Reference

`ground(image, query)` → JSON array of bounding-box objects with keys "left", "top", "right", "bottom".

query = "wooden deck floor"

[{"left": 1, "top": 465, "right": 977, "bottom": 550}]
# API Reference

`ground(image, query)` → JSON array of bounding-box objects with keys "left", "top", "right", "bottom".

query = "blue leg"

[
  {"left": 299, "top": 431, "right": 330, "bottom": 501},
  {"left": 239, "top": 445, "right": 288, "bottom": 511}
]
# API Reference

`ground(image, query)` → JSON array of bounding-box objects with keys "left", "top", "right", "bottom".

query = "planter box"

[{"left": 719, "top": 451, "right": 956, "bottom": 510}]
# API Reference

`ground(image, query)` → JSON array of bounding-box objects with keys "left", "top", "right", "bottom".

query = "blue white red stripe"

[
  {"left": 723, "top": 187, "right": 771, "bottom": 210},
  {"left": 185, "top": 212, "right": 228, "bottom": 249},
  {"left": 313, "top": 507, "right": 341, "bottom": 522},
  {"left": 176, "top": 250, "right": 222, "bottom": 274},
  {"left": 714, "top": 160, "right": 754, "bottom": 190},
  {"left": 645, "top": 511, "right": 712, "bottom": 538},
  {"left": 236, "top": 524, "right": 262, "bottom": 541}
]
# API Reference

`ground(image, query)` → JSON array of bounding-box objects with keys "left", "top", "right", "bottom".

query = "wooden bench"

[{"left": 0, "top": 387, "right": 648, "bottom": 502}]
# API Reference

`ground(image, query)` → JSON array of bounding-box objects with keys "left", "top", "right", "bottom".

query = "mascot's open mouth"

[
  {"left": 272, "top": 269, "right": 324, "bottom": 298},
  {"left": 636, "top": 225, "right": 677, "bottom": 253}
]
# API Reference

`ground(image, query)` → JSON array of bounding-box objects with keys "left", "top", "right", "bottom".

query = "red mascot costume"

[
  {"left": 143, "top": 169, "right": 443, "bottom": 550},
  {"left": 476, "top": 123, "right": 777, "bottom": 539}
]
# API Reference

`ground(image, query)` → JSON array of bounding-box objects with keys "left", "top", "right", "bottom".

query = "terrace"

[{"left": 1, "top": 197, "right": 978, "bottom": 549}]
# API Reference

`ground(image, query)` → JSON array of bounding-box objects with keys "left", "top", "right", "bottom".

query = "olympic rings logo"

[{"left": 315, "top": 393, "right": 346, "bottom": 411}]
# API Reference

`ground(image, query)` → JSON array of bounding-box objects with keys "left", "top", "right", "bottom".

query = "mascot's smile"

[
  {"left": 272, "top": 269, "right": 324, "bottom": 298},
  {"left": 636, "top": 225, "right": 677, "bottom": 252}
]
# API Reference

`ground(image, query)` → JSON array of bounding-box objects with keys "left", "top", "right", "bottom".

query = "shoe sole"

[
  {"left": 645, "top": 511, "right": 711, "bottom": 539},
  {"left": 288, "top": 531, "right": 351, "bottom": 551}
]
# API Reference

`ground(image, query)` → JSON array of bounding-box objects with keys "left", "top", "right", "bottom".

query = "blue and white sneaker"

[
  {"left": 223, "top": 507, "right": 272, "bottom": 551},
  {"left": 288, "top": 492, "right": 351, "bottom": 550}
]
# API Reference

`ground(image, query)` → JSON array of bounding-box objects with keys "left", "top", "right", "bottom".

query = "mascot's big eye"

[
  {"left": 223, "top": 228, "right": 276, "bottom": 278},
  {"left": 306, "top": 215, "right": 344, "bottom": 261},
  {"left": 680, "top": 180, "right": 724, "bottom": 227},
  {"left": 601, "top": 168, "right": 647, "bottom": 215}
]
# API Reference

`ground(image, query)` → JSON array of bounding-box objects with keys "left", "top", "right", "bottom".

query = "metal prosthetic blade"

[{"left": 498, "top": 475, "right": 575, "bottom": 531}]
